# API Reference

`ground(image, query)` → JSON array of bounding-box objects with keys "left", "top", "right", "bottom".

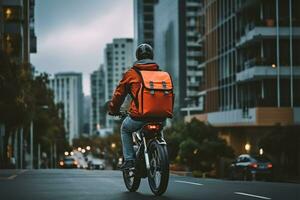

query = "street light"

[
  {"left": 78, "top": 147, "right": 82, "bottom": 152},
  {"left": 81, "top": 149, "right": 86, "bottom": 153},
  {"left": 245, "top": 143, "right": 251, "bottom": 153},
  {"left": 111, "top": 143, "right": 116, "bottom": 149},
  {"left": 86, "top": 146, "right": 91, "bottom": 151},
  {"left": 5, "top": 8, "right": 12, "bottom": 19},
  {"left": 259, "top": 148, "right": 264, "bottom": 155},
  {"left": 64, "top": 151, "right": 69, "bottom": 156}
]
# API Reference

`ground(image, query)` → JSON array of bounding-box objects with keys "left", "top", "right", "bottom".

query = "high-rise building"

[
  {"left": 133, "top": 0, "right": 158, "bottom": 47},
  {"left": 192, "top": 0, "right": 300, "bottom": 154},
  {"left": 90, "top": 65, "right": 106, "bottom": 135},
  {"left": 82, "top": 95, "right": 91, "bottom": 135},
  {"left": 153, "top": 0, "right": 204, "bottom": 117},
  {"left": 0, "top": 0, "right": 37, "bottom": 63},
  {"left": 104, "top": 38, "right": 134, "bottom": 128},
  {"left": 49, "top": 73, "right": 83, "bottom": 145}
]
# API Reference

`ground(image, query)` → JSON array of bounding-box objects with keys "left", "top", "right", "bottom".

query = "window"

[
  {"left": 121, "top": 44, "right": 125, "bottom": 48},
  {"left": 114, "top": 44, "right": 118, "bottom": 48}
]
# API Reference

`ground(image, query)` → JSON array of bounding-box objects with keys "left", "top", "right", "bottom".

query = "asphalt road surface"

[{"left": 0, "top": 169, "right": 299, "bottom": 200}]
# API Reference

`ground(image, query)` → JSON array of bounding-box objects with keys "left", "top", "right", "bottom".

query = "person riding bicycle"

[{"left": 108, "top": 43, "right": 165, "bottom": 170}]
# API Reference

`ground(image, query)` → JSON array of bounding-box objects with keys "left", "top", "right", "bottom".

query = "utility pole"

[
  {"left": 53, "top": 142, "right": 57, "bottom": 169},
  {"left": 14, "top": 130, "right": 18, "bottom": 169},
  {"left": 50, "top": 143, "right": 53, "bottom": 168},
  {"left": 20, "top": 128, "right": 23, "bottom": 169},
  {"left": 30, "top": 121, "right": 33, "bottom": 169},
  {"left": 38, "top": 143, "right": 41, "bottom": 169}
]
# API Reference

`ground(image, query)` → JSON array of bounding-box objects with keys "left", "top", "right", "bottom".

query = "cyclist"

[{"left": 108, "top": 44, "right": 164, "bottom": 170}]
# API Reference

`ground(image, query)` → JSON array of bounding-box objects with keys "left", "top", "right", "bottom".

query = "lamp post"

[{"left": 31, "top": 105, "right": 49, "bottom": 169}]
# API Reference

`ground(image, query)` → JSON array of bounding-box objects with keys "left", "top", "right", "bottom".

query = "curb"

[{"left": 170, "top": 170, "right": 193, "bottom": 177}]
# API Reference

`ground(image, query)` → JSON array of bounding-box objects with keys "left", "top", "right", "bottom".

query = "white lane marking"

[
  {"left": 235, "top": 192, "right": 271, "bottom": 200},
  {"left": 175, "top": 180, "right": 203, "bottom": 186},
  {"left": 7, "top": 174, "right": 17, "bottom": 180}
]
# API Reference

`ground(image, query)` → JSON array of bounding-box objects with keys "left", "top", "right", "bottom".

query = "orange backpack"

[{"left": 134, "top": 68, "right": 174, "bottom": 118}]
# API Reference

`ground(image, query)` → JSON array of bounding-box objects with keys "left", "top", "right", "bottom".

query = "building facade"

[
  {"left": 0, "top": 0, "right": 37, "bottom": 63},
  {"left": 90, "top": 65, "right": 106, "bottom": 135},
  {"left": 104, "top": 38, "right": 134, "bottom": 128},
  {"left": 192, "top": 0, "right": 300, "bottom": 154},
  {"left": 134, "top": 0, "right": 157, "bottom": 48},
  {"left": 153, "top": 0, "right": 204, "bottom": 117},
  {"left": 49, "top": 73, "right": 83, "bottom": 145},
  {"left": 0, "top": 0, "right": 37, "bottom": 169}
]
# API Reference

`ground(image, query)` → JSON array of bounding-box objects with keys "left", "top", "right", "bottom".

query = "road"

[{"left": 0, "top": 169, "right": 299, "bottom": 200}]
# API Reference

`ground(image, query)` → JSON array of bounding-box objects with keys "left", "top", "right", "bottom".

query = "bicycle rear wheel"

[{"left": 147, "top": 141, "right": 169, "bottom": 196}]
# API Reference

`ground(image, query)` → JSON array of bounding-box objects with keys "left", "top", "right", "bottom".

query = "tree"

[
  {"left": 259, "top": 124, "right": 300, "bottom": 178},
  {"left": 165, "top": 118, "right": 234, "bottom": 172},
  {"left": 0, "top": 50, "right": 68, "bottom": 168}
]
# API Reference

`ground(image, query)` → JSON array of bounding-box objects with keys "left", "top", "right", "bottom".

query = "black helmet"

[{"left": 135, "top": 43, "right": 153, "bottom": 60}]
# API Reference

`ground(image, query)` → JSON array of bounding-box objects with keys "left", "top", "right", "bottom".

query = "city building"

[
  {"left": 0, "top": 0, "right": 37, "bottom": 63},
  {"left": 82, "top": 95, "right": 91, "bottom": 135},
  {"left": 133, "top": 0, "right": 158, "bottom": 47},
  {"left": 49, "top": 72, "right": 83, "bottom": 145},
  {"left": 90, "top": 65, "right": 106, "bottom": 135},
  {"left": 191, "top": 0, "right": 300, "bottom": 155},
  {"left": 153, "top": 0, "right": 204, "bottom": 117},
  {"left": 0, "top": 0, "right": 37, "bottom": 169},
  {"left": 104, "top": 38, "right": 134, "bottom": 128}
]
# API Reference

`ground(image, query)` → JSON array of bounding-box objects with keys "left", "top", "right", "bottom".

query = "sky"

[{"left": 31, "top": 0, "right": 134, "bottom": 95}]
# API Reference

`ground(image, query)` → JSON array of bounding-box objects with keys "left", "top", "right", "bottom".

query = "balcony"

[
  {"left": 189, "top": 107, "right": 300, "bottom": 126},
  {"left": 237, "top": 27, "right": 300, "bottom": 47},
  {"left": 186, "top": 51, "right": 202, "bottom": 57},
  {"left": 2, "top": 0, "right": 23, "bottom": 6},
  {"left": 236, "top": 66, "right": 300, "bottom": 82},
  {"left": 187, "top": 90, "right": 199, "bottom": 97},
  {"left": 187, "top": 81, "right": 200, "bottom": 87},
  {"left": 187, "top": 70, "right": 203, "bottom": 77},
  {"left": 186, "top": 41, "right": 200, "bottom": 47},
  {"left": 186, "top": 60, "right": 198, "bottom": 67}
]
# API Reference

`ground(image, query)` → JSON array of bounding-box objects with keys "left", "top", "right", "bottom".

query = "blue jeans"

[{"left": 120, "top": 116, "right": 146, "bottom": 161}]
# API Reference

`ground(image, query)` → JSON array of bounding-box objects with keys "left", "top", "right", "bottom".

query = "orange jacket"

[{"left": 109, "top": 59, "right": 159, "bottom": 119}]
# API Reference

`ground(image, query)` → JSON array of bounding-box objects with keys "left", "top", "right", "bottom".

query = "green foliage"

[
  {"left": 0, "top": 51, "right": 68, "bottom": 163},
  {"left": 259, "top": 124, "right": 300, "bottom": 175},
  {"left": 165, "top": 118, "right": 234, "bottom": 171}
]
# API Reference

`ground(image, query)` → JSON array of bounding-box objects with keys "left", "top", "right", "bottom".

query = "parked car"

[
  {"left": 59, "top": 156, "right": 78, "bottom": 169},
  {"left": 88, "top": 158, "right": 106, "bottom": 170},
  {"left": 228, "top": 154, "right": 273, "bottom": 181},
  {"left": 76, "top": 157, "right": 88, "bottom": 169}
]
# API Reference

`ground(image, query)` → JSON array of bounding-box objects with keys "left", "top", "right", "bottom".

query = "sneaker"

[{"left": 118, "top": 160, "right": 135, "bottom": 170}]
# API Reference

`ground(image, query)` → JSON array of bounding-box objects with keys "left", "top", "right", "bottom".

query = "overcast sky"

[{"left": 31, "top": 0, "right": 134, "bottom": 95}]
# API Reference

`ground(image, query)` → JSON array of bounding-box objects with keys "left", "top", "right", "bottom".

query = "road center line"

[
  {"left": 175, "top": 180, "right": 203, "bottom": 186},
  {"left": 235, "top": 192, "right": 271, "bottom": 200}
]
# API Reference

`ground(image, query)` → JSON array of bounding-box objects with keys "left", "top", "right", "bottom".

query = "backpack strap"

[{"left": 127, "top": 84, "right": 139, "bottom": 109}]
